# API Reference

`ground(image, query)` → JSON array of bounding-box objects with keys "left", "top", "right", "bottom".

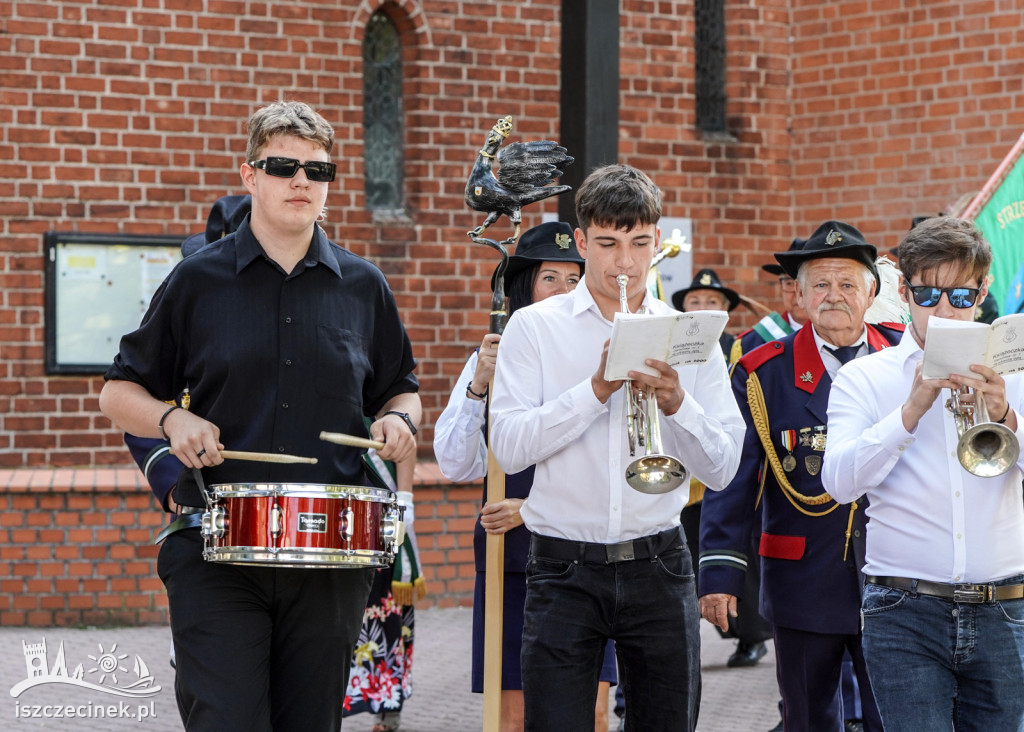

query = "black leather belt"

[
  {"left": 530, "top": 527, "right": 683, "bottom": 565},
  {"left": 867, "top": 575, "right": 1024, "bottom": 604},
  {"left": 155, "top": 506, "right": 204, "bottom": 544}
]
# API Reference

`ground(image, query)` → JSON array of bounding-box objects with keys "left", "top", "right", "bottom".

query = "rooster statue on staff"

[
  {"left": 465, "top": 115, "right": 574, "bottom": 334},
  {"left": 463, "top": 115, "right": 573, "bottom": 732}
]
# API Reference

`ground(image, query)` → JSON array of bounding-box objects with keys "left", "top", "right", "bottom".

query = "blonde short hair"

[{"left": 245, "top": 100, "right": 334, "bottom": 163}]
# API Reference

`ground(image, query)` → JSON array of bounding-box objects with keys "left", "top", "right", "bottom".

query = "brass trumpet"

[
  {"left": 651, "top": 237, "right": 681, "bottom": 268},
  {"left": 616, "top": 273, "right": 687, "bottom": 494},
  {"left": 946, "top": 387, "right": 1019, "bottom": 477}
]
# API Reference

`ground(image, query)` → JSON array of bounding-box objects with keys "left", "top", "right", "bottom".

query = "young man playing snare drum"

[{"left": 100, "top": 100, "right": 420, "bottom": 731}]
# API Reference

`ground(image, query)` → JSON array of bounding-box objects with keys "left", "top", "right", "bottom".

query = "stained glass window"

[{"left": 363, "top": 12, "right": 404, "bottom": 211}]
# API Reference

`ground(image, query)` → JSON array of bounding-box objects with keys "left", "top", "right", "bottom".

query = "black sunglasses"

[
  {"left": 249, "top": 156, "right": 336, "bottom": 183},
  {"left": 906, "top": 284, "right": 980, "bottom": 309}
]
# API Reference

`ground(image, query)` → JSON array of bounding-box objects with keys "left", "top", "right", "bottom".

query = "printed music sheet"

[{"left": 604, "top": 310, "right": 728, "bottom": 381}]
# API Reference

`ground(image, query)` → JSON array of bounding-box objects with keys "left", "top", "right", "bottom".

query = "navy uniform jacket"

[{"left": 699, "top": 322, "right": 903, "bottom": 635}]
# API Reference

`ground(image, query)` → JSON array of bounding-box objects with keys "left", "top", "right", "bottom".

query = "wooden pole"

[{"left": 482, "top": 384, "right": 506, "bottom": 732}]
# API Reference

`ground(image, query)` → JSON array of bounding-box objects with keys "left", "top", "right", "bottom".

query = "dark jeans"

[
  {"left": 862, "top": 577, "right": 1024, "bottom": 732},
  {"left": 158, "top": 528, "right": 374, "bottom": 732},
  {"left": 521, "top": 529, "right": 701, "bottom": 732}
]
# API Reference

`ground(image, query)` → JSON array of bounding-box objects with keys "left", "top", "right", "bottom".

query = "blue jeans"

[
  {"left": 521, "top": 531, "right": 701, "bottom": 731},
  {"left": 861, "top": 576, "right": 1024, "bottom": 732}
]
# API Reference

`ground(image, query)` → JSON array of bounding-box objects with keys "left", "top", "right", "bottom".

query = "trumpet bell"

[
  {"left": 956, "top": 423, "right": 1020, "bottom": 478},
  {"left": 625, "top": 455, "right": 688, "bottom": 494}
]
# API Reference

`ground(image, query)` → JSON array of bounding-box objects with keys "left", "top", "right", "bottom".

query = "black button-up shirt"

[{"left": 106, "top": 217, "right": 418, "bottom": 504}]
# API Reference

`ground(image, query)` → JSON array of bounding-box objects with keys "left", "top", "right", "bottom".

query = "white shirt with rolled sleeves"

[
  {"left": 489, "top": 276, "right": 744, "bottom": 544},
  {"left": 433, "top": 351, "right": 488, "bottom": 483},
  {"left": 822, "top": 331, "right": 1024, "bottom": 583}
]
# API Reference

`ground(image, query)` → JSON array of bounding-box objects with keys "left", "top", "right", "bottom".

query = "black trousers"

[{"left": 158, "top": 529, "right": 374, "bottom": 732}]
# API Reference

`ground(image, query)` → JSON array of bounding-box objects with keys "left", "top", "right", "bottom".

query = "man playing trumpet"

[
  {"left": 823, "top": 216, "right": 1024, "bottom": 731},
  {"left": 489, "top": 164, "right": 744, "bottom": 731}
]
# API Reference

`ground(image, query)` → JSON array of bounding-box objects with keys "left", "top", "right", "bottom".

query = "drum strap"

[{"left": 155, "top": 511, "right": 202, "bottom": 544}]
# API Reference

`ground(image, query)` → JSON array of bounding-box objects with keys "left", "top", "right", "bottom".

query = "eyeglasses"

[
  {"left": 906, "top": 284, "right": 981, "bottom": 309},
  {"left": 778, "top": 277, "right": 797, "bottom": 292},
  {"left": 248, "top": 156, "right": 336, "bottom": 182}
]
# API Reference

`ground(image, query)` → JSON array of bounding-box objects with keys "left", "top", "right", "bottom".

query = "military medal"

[
  {"left": 799, "top": 427, "right": 813, "bottom": 447},
  {"left": 812, "top": 425, "right": 827, "bottom": 451},
  {"left": 805, "top": 455, "right": 822, "bottom": 476},
  {"left": 781, "top": 430, "right": 797, "bottom": 472}
]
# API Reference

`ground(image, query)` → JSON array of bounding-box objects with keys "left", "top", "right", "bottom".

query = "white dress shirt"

[
  {"left": 433, "top": 351, "right": 488, "bottom": 482},
  {"left": 822, "top": 332, "right": 1024, "bottom": 583},
  {"left": 489, "top": 276, "right": 744, "bottom": 543}
]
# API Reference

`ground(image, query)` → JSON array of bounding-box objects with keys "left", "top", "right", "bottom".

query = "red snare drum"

[{"left": 201, "top": 483, "right": 402, "bottom": 568}]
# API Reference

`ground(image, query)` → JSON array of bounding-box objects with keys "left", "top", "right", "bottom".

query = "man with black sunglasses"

[
  {"left": 100, "top": 100, "right": 420, "bottom": 731},
  {"left": 824, "top": 216, "right": 1024, "bottom": 731}
]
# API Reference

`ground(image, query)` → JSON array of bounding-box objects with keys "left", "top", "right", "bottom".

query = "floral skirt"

[{"left": 343, "top": 565, "right": 414, "bottom": 716}]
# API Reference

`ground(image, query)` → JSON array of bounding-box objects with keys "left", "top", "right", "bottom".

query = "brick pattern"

[
  {"left": 0, "top": 464, "right": 479, "bottom": 626},
  {"left": 2, "top": 1, "right": 1024, "bottom": 577}
]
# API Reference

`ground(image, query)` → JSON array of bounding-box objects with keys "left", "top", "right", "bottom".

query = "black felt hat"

[
  {"left": 762, "top": 238, "right": 806, "bottom": 276},
  {"left": 774, "top": 221, "right": 880, "bottom": 292},
  {"left": 181, "top": 194, "right": 252, "bottom": 257},
  {"left": 671, "top": 268, "right": 741, "bottom": 312},
  {"left": 490, "top": 221, "right": 584, "bottom": 291}
]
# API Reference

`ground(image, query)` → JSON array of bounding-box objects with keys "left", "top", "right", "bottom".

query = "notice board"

[{"left": 44, "top": 231, "right": 183, "bottom": 374}]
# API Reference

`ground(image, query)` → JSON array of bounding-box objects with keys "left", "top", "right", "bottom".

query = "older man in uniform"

[{"left": 699, "top": 221, "right": 902, "bottom": 732}]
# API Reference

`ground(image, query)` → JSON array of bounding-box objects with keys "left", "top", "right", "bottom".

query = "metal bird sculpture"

[
  {"left": 465, "top": 116, "right": 574, "bottom": 243},
  {"left": 464, "top": 115, "right": 574, "bottom": 335}
]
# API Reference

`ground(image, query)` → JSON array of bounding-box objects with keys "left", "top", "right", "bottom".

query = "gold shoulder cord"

[
  {"left": 729, "top": 337, "right": 744, "bottom": 367},
  {"left": 746, "top": 371, "right": 839, "bottom": 516},
  {"left": 746, "top": 371, "right": 859, "bottom": 560}
]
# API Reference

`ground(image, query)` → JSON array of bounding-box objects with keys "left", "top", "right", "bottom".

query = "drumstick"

[
  {"left": 171, "top": 449, "right": 318, "bottom": 464},
  {"left": 319, "top": 431, "right": 385, "bottom": 451}
]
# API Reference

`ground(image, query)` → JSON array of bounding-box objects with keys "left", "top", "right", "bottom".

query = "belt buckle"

[
  {"left": 952, "top": 584, "right": 988, "bottom": 604},
  {"left": 605, "top": 540, "right": 636, "bottom": 564}
]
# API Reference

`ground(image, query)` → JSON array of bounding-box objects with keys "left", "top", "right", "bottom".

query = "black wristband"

[
  {"left": 466, "top": 382, "right": 488, "bottom": 400},
  {"left": 158, "top": 405, "right": 181, "bottom": 441},
  {"left": 381, "top": 410, "right": 417, "bottom": 436},
  {"left": 997, "top": 403, "right": 1012, "bottom": 424}
]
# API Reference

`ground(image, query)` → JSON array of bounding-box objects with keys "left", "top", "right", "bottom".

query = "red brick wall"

[
  {"left": 786, "top": 1, "right": 1024, "bottom": 244},
  {"left": 0, "top": 465, "right": 480, "bottom": 626},
  {"left": 2, "top": 0, "right": 1024, "bottom": 620}
]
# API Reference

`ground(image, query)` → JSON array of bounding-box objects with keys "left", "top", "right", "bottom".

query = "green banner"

[{"left": 974, "top": 152, "right": 1024, "bottom": 315}]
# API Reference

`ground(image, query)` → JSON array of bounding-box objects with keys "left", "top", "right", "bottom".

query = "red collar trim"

[
  {"left": 792, "top": 324, "right": 894, "bottom": 393},
  {"left": 792, "top": 326, "right": 823, "bottom": 394}
]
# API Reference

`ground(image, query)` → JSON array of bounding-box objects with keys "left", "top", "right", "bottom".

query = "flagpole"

[{"left": 962, "top": 130, "right": 1024, "bottom": 220}]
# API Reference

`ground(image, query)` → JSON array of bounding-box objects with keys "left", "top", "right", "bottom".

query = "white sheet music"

[{"left": 603, "top": 310, "right": 728, "bottom": 381}]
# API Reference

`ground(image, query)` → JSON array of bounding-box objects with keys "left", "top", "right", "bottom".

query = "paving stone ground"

[{"left": 0, "top": 607, "right": 780, "bottom": 731}]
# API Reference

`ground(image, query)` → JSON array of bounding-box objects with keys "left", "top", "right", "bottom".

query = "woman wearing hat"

[
  {"left": 671, "top": 268, "right": 741, "bottom": 358},
  {"left": 433, "top": 221, "right": 616, "bottom": 732}
]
